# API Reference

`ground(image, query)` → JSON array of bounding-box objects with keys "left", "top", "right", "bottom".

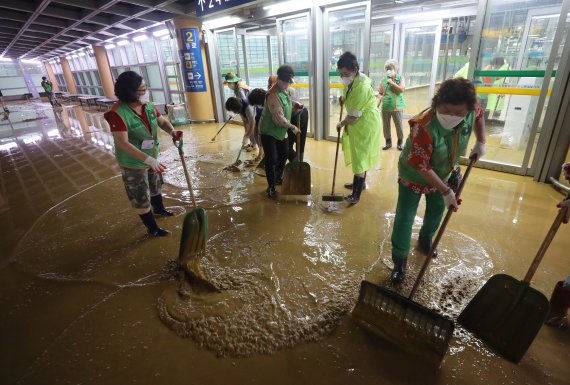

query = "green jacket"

[
  {"left": 399, "top": 108, "right": 475, "bottom": 186},
  {"left": 381, "top": 75, "right": 406, "bottom": 111},
  {"left": 106, "top": 102, "right": 159, "bottom": 168},
  {"left": 259, "top": 88, "right": 292, "bottom": 140},
  {"left": 341, "top": 72, "right": 381, "bottom": 174}
]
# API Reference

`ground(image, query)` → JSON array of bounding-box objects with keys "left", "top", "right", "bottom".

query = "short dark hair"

[
  {"left": 225, "top": 97, "right": 242, "bottom": 114},
  {"left": 248, "top": 88, "right": 267, "bottom": 106},
  {"left": 42, "top": 76, "right": 46, "bottom": 80},
  {"left": 114, "top": 71, "right": 143, "bottom": 103},
  {"left": 337, "top": 51, "right": 359, "bottom": 72},
  {"left": 491, "top": 57, "right": 505, "bottom": 67},
  {"left": 431, "top": 78, "right": 478, "bottom": 111}
]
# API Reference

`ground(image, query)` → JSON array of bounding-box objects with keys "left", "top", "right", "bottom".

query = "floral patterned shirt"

[{"left": 398, "top": 104, "right": 483, "bottom": 194}]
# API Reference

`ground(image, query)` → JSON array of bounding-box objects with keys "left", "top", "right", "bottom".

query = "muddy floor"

[{"left": 1, "top": 102, "right": 569, "bottom": 385}]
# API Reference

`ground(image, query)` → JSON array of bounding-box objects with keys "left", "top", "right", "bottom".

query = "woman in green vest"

[
  {"left": 390, "top": 78, "right": 486, "bottom": 283},
  {"left": 377, "top": 59, "right": 406, "bottom": 151},
  {"left": 259, "top": 65, "right": 302, "bottom": 198},
  {"left": 336, "top": 51, "right": 381, "bottom": 204},
  {"left": 104, "top": 71, "right": 182, "bottom": 237}
]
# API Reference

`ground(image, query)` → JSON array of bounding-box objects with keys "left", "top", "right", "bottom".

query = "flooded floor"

[{"left": 1, "top": 101, "right": 569, "bottom": 385}]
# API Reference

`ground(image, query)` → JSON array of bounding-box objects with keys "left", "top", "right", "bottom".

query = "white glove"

[
  {"left": 442, "top": 188, "right": 459, "bottom": 210},
  {"left": 470, "top": 141, "right": 486, "bottom": 160},
  {"left": 290, "top": 125, "right": 300, "bottom": 135},
  {"left": 144, "top": 156, "right": 165, "bottom": 173},
  {"left": 242, "top": 136, "right": 250, "bottom": 146}
]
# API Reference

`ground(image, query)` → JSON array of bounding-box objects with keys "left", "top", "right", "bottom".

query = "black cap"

[{"left": 276, "top": 65, "right": 295, "bottom": 83}]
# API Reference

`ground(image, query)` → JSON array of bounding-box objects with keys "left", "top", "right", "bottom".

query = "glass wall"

[
  {"left": 67, "top": 49, "right": 104, "bottom": 96},
  {"left": 50, "top": 59, "right": 68, "bottom": 93},
  {"left": 326, "top": 6, "right": 367, "bottom": 138},
  {"left": 0, "top": 60, "right": 44, "bottom": 97},
  {"left": 472, "top": 0, "right": 569, "bottom": 169}
]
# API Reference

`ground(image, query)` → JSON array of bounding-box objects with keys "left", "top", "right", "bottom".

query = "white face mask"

[
  {"left": 139, "top": 92, "right": 149, "bottom": 104},
  {"left": 341, "top": 75, "right": 355, "bottom": 87},
  {"left": 386, "top": 69, "right": 396, "bottom": 78},
  {"left": 436, "top": 112, "right": 464, "bottom": 130},
  {"left": 228, "top": 83, "right": 236, "bottom": 90}
]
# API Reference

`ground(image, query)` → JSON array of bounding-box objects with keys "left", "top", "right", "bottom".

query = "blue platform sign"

[
  {"left": 196, "top": 0, "right": 256, "bottom": 17},
  {"left": 180, "top": 28, "right": 207, "bottom": 92}
]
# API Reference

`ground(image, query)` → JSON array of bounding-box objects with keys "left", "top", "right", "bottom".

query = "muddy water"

[{"left": 1, "top": 102, "right": 569, "bottom": 385}]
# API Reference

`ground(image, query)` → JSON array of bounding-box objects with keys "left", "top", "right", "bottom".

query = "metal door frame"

[
  {"left": 398, "top": 19, "right": 443, "bottom": 110},
  {"left": 276, "top": 12, "right": 314, "bottom": 137},
  {"left": 322, "top": 1, "right": 371, "bottom": 141}
]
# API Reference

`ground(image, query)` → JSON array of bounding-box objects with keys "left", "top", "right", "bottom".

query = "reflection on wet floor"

[{"left": 0, "top": 100, "right": 569, "bottom": 385}]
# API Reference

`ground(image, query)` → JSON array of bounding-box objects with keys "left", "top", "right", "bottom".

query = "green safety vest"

[
  {"left": 381, "top": 75, "right": 406, "bottom": 110},
  {"left": 399, "top": 109, "right": 475, "bottom": 186},
  {"left": 42, "top": 81, "right": 53, "bottom": 92},
  {"left": 107, "top": 102, "right": 159, "bottom": 168},
  {"left": 259, "top": 88, "right": 292, "bottom": 140}
]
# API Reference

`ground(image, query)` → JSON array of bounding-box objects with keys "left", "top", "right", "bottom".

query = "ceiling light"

[
  {"left": 117, "top": 40, "right": 129, "bottom": 46},
  {"left": 133, "top": 35, "right": 148, "bottom": 42},
  {"left": 152, "top": 29, "right": 169, "bottom": 37},
  {"left": 0, "top": 57, "right": 12, "bottom": 62},
  {"left": 78, "top": 52, "right": 85, "bottom": 56},
  {"left": 105, "top": 44, "right": 116, "bottom": 49},
  {"left": 21, "top": 59, "right": 40, "bottom": 64}
]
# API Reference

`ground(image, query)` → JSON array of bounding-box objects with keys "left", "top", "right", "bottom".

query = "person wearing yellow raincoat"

[
  {"left": 486, "top": 57, "right": 509, "bottom": 119},
  {"left": 336, "top": 51, "right": 381, "bottom": 204}
]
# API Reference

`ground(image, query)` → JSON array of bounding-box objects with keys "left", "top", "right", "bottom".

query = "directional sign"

[
  {"left": 180, "top": 28, "right": 207, "bottom": 92},
  {"left": 196, "top": 0, "right": 256, "bottom": 17}
]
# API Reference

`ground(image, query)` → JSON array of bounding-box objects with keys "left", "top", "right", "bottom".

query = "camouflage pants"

[{"left": 120, "top": 167, "right": 163, "bottom": 209}]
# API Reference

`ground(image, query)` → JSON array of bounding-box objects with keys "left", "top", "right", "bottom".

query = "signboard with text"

[
  {"left": 180, "top": 28, "right": 206, "bottom": 93},
  {"left": 195, "top": 0, "right": 255, "bottom": 17}
]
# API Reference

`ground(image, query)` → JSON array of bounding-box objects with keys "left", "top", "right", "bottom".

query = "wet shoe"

[
  {"left": 397, "top": 140, "right": 403, "bottom": 151},
  {"left": 139, "top": 211, "right": 170, "bottom": 237},
  {"left": 419, "top": 235, "right": 438, "bottom": 258},
  {"left": 267, "top": 186, "right": 277, "bottom": 198},
  {"left": 275, "top": 177, "right": 283, "bottom": 186},
  {"left": 343, "top": 182, "right": 367, "bottom": 190},
  {"left": 151, "top": 194, "right": 174, "bottom": 217},
  {"left": 391, "top": 257, "right": 407, "bottom": 284},
  {"left": 382, "top": 139, "right": 392, "bottom": 150},
  {"left": 246, "top": 144, "right": 258, "bottom": 152}
]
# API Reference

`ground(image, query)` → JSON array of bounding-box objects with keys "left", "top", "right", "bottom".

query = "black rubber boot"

[
  {"left": 151, "top": 194, "right": 174, "bottom": 217},
  {"left": 344, "top": 173, "right": 367, "bottom": 190},
  {"left": 397, "top": 139, "right": 403, "bottom": 151},
  {"left": 345, "top": 175, "right": 365, "bottom": 204},
  {"left": 391, "top": 256, "right": 407, "bottom": 284},
  {"left": 300, "top": 152, "right": 304, "bottom": 162},
  {"left": 419, "top": 234, "right": 438, "bottom": 258},
  {"left": 267, "top": 185, "right": 277, "bottom": 199},
  {"left": 545, "top": 281, "right": 570, "bottom": 329},
  {"left": 139, "top": 211, "right": 170, "bottom": 236},
  {"left": 382, "top": 139, "right": 392, "bottom": 150}
]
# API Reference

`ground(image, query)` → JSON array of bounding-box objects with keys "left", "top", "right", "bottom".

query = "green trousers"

[{"left": 391, "top": 182, "right": 446, "bottom": 261}]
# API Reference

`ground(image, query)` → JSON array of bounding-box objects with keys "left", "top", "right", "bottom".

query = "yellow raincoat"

[{"left": 341, "top": 72, "right": 381, "bottom": 174}]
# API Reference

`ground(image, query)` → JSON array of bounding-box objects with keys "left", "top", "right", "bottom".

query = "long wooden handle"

[
  {"left": 409, "top": 157, "right": 476, "bottom": 299},
  {"left": 211, "top": 114, "right": 234, "bottom": 141},
  {"left": 174, "top": 138, "right": 197, "bottom": 209},
  {"left": 295, "top": 114, "right": 301, "bottom": 162},
  {"left": 331, "top": 104, "right": 344, "bottom": 196},
  {"left": 522, "top": 204, "right": 568, "bottom": 283}
]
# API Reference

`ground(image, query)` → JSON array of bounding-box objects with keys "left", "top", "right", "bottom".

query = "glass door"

[
  {"left": 471, "top": 0, "right": 570, "bottom": 174},
  {"left": 214, "top": 28, "right": 240, "bottom": 120},
  {"left": 277, "top": 13, "right": 313, "bottom": 136},
  {"left": 399, "top": 20, "right": 442, "bottom": 115},
  {"left": 324, "top": 3, "right": 370, "bottom": 139},
  {"left": 369, "top": 23, "right": 394, "bottom": 97}
]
